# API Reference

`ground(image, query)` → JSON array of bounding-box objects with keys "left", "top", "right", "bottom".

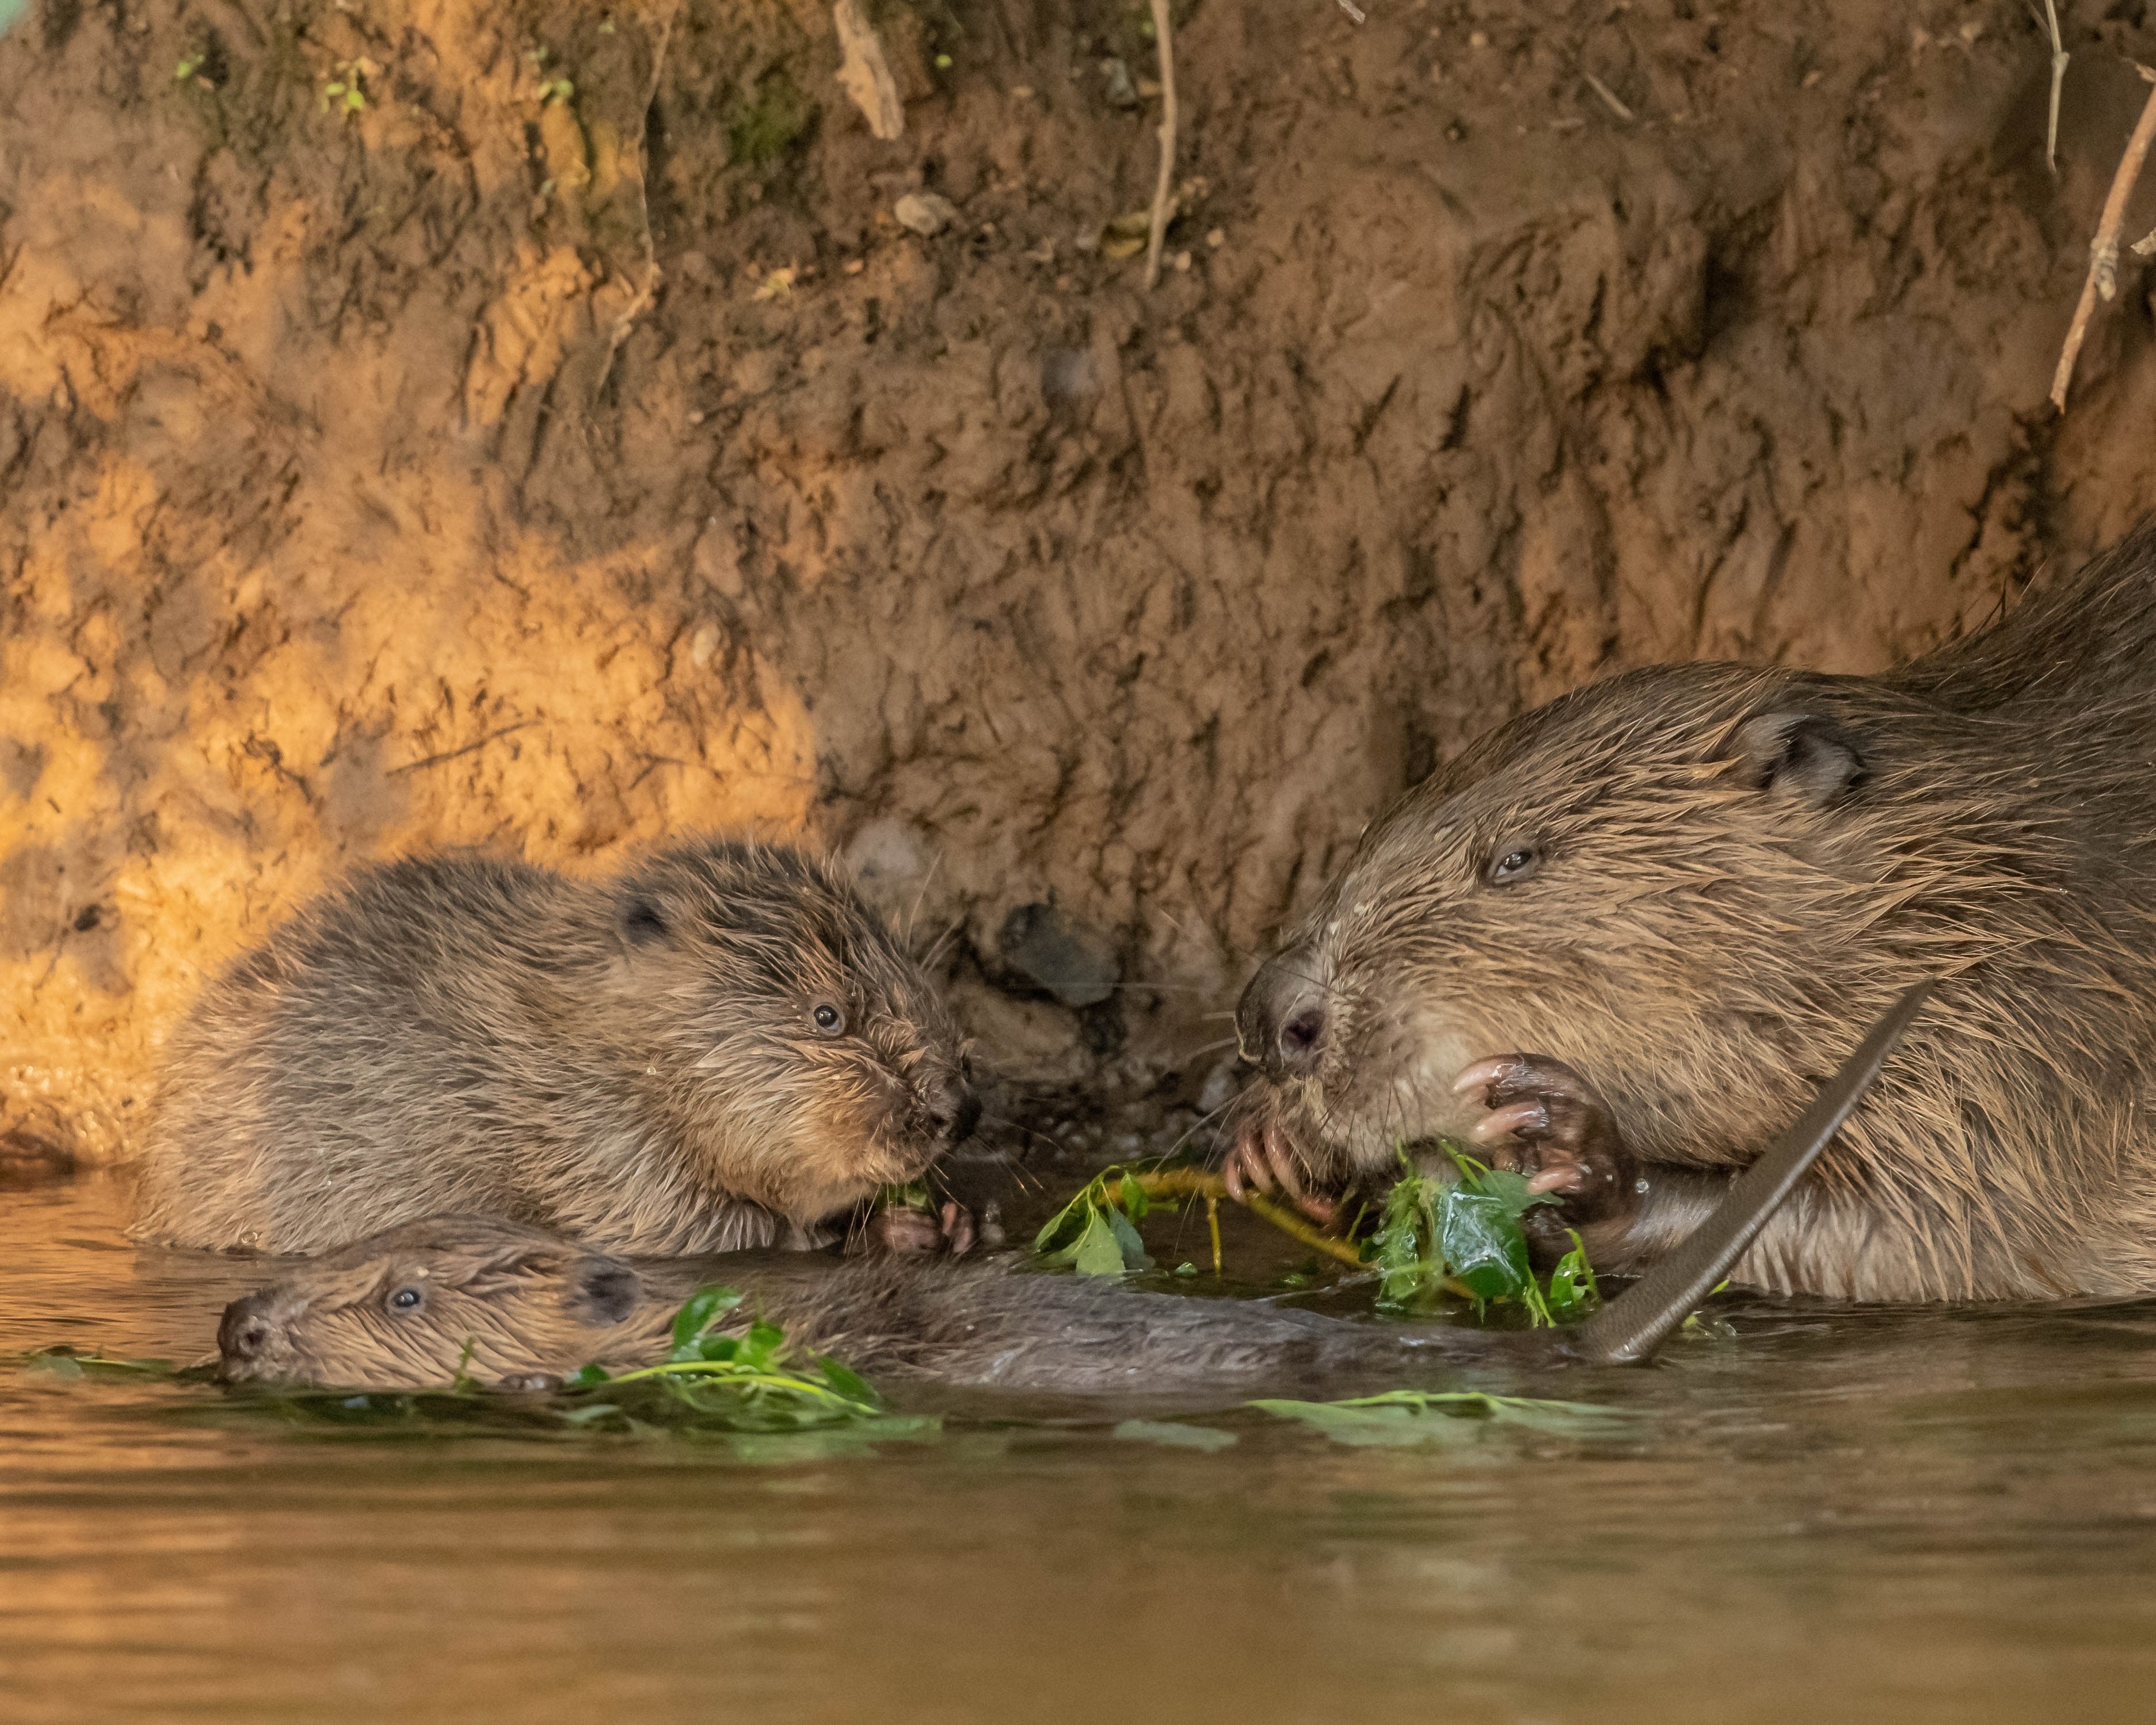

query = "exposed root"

[
  {"left": 2042, "top": 0, "right": 2069, "bottom": 175},
  {"left": 1143, "top": 0, "right": 1178, "bottom": 292},
  {"left": 596, "top": 0, "right": 680, "bottom": 403}
]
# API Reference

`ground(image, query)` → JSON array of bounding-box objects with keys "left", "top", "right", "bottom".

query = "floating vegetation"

[
  {"left": 563, "top": 1284, "right": 890, "bottom": 1432},
  {"left": 1037, "top": 1164, "right": 1356, "bottom": 1277},
  {"left": 1251, "top": 1390, "right": 1638, "bottom": 1447},
  {"left": 1368, "top": 1147, "right": 1601, "bottom": 1325},
  {"left": 1038, "top": 1148, "right": 1601, "bottom": 1327},
  {"left": 1034, "top": 1165, "right": 1158, "bottom": 1274},
  {"left": 1113, "top": 1418, "right": 1238, "bottom": 1451},
  {"left": 22, "top": 1346, "right": 186, "bottom": 1381}
]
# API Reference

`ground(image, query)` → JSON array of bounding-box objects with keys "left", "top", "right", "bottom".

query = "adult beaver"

[
  {"left": 1229, "top": 519, "right": 2156, "bottom": 1303},
  {"left": 131, "top": 837, "right": 977, "bottom": 1255},
  {"left": 216, "top": 993, "right": 1924, "bottom": 1391}
]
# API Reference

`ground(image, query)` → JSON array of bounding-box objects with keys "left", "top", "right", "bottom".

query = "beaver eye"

[
  {"left": 1485, "top": 846, "right": 1541, "bottom": 886},
  {"left": 810, "top": 1000, "right": 847, "bottom": 1037},
  {"left": 387, "top": 1286, "right": 424, "bottom": 1313}
]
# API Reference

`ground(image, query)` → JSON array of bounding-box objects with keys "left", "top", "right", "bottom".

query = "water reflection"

[{"left": 4, "top": 1175, "right": 2156, "bottom": 1722}]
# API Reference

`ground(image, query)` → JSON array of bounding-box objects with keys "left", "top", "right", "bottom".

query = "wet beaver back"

[
  {"left": 133, "top": 837, "right": 975, "bottom": 1255},
  {"left": 1235, "top": 520, "right": 2156, "bottom": 1301}
]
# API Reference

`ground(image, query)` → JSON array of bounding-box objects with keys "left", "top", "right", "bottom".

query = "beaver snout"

[
  {"left": 1238, "top": 951, "right": 1330, "bottom": 1082},
  {"left": 216, "top": 1291, "right": 282, "bottom": 1377},
  {"left": 925, "top": 1075, "right": 981, "bottom": 1147}
]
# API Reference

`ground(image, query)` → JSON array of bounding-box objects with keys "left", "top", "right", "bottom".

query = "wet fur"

[
  {"left": 133, "top": 838, "right": 972, "bottom": 1254},
  {"left": 1240, "top": 520, "right": 2156, "bottom": 1301},
  {"left": 216, "top": 1216, "right": 1503, "bottom": 1393}
]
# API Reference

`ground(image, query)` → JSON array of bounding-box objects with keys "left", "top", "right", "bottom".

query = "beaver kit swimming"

[
  {"left": 132, "top": 837, "right": 976, "bottom": 1256},
  {"left": 1232, "top": 519, "right": 2156, "bottom": 1303},
  {"left": 217, "top": 994, "right": 1923, "bottom": 1391}
]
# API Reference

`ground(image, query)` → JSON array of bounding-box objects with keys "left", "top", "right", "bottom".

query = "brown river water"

[{"left": 5, "top": 1171, "right": 2156, "bottom": 1724}]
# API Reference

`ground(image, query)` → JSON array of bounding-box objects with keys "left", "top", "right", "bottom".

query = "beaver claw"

[
  {"left": 1221, "top": 1121, "right": 1338, "bottom": 1225},
  {"left": 851, "top": 1199, "right": 977, "bottom": 1257},
  {"left": 1450, "top": 1053, "right": 1638, "bottom": 1251}
]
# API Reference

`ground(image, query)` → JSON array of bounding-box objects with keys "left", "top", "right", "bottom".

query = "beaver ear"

[
  {"left": 572, "top": 1262, "right": 644, "bottom": 1328},
  {"left": 1732, "top": 712, "right": 1868, "bottom": 809},
  {"left": 618, "top": 896, "right": 672, "bottom": 949}
]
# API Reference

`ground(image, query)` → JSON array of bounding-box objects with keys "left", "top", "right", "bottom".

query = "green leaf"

[
  {"left": 566, "top": 1362, "right": 610, "bottom": 1388},
  {"left": 737, "top": 1318, "right": 786, "bottom": 1368},
  {"left": 1545, "top": 1231, "right": 1601, "bottom": 1320},
  {"left": 1250, "top": 1398, "right": 1480, "bottom": 1447},
  {"left": 670, "top": 1285, "right": 744, "bottom": 1354},
  {"left": 1104, "top": 1204, "right": 1152, "bottom": 1272},
  {"left": 1069, "top": 1209, "right": 1130, "bottom": 1277},
  {"left": 1369, "top": 1174, "right": 1435, "bottom": 1307},
  {"left": 1034, "top": 1176, "right": 1106, "bottom": 1256},
  {"left": 1119, "top": 1175, "right": 1151, "bottom": 1223},
  {"left": 1435, "top": 1189, "right": 1534, "bottom": 1303},
  {"left": 1254, "top": 1389, "right": 1637, "bottom": 1445},
  {"left": 1113, "top": 1419, "right": 1237, "bottom": 1451},
  {"left": 816, "top": 1355, "right": 877, "bottom": 1407}
]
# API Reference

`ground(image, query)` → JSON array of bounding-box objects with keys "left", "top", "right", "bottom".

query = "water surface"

[{"left": 6, "top": 1174, "right": 2155, "bottom": 1723}]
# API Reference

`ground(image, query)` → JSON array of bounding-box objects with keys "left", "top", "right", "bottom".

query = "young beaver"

[
  {"left": 216, "top": 993, "right": 1926, "bottom": 1391},
  {"left": 131, "top": 838, "right": 977, "bottom": 1255},
  {"left": 1229, "top": 517, "right": 2156, "bottom": 1303}
]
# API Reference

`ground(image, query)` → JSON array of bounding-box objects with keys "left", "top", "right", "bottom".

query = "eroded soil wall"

[{"left": 5, "top": 0, "right": 2156, "bottom": 1159}]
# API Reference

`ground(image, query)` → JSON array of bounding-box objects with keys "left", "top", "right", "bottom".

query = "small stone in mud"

[
  {"left": 1000, "top": 903, "right": 1118, "bottom": 1008},
  {"left": 893, "top": 192, "right": 957, "bottom": 237}
]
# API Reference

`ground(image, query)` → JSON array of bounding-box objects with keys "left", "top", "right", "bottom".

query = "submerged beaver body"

[
  {"left": 1234, "top": 521, "right": 2156, "bottom": 1303},
  {"left": 133, "top": 838, "right": 975, "bottom": 1255},
  {"left": 216, "top": 1216, "right": 1461, "bottom": 1395}
]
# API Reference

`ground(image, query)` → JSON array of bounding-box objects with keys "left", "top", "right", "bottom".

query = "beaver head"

[
  {"left": 1233, "top": 661, "right": 2048, "bottom": 1183},
  {"left": 216, "top": 1216, "right": 660, "bottom": 1389},
  {"left": 597, "top": 839, "right": 978, "bottom": 1225}
]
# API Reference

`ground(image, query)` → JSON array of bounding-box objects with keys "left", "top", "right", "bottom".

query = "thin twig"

[
  {"left": 2051, "top": 66, "right": 2156, "bottom": 413},
  {"left": 1582, "top": 69, "right": 1634, "bottom": 124},
  {"left": 2043, "top": 0, "right": 2069, "bottom": 175},
  {"left": 1142, "top": 0, "right": 1177, "bottom": 291},
  {"left": 1103, "top": 1167, "right": 1365, "bottom": 1269},
  {"left": 388, "top": 721, "right": 534, "bottom": 776}
]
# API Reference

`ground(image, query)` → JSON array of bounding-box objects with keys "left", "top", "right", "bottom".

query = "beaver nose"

[
  {"left": 1239, "top": 952, "right": 1330, "bottom": 1082},
  {"left": 928, "top": 1077, "right": 981, "bottom": 1145},
  {"left": 218, "top": 1292, "right": 276, "bottom": 1362}
]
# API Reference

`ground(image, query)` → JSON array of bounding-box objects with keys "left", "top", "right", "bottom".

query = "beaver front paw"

[
  {"left": 1450, "top": 1053, "right": 1638, "bottom": 1254},
  {"left": 850, "top": 1199, "right": 978, "bottom": 1257}
]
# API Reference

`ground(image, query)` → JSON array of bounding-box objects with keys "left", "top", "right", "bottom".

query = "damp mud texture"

[{"left": 5, "top": 0, "right": 2156, "bottom": 1162}]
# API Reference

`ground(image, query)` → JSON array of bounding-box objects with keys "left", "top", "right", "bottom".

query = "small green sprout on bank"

[
  {"left": 174, "top": 54, "right": 204, "bottom": 82},
  {"left": 524, "top": 46, "right": 574, "bottom": 106},
  {"left": 319, "top": 57, "right": 378, "bottom": 116}
]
